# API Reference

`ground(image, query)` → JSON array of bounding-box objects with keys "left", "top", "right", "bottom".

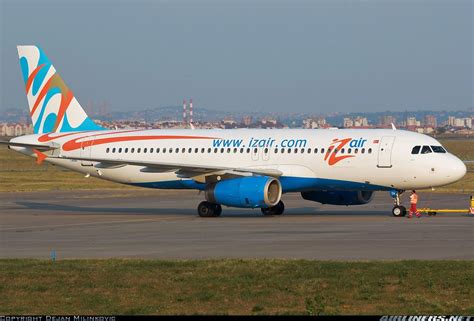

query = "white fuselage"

[{"left": 10, "top": 128, "right": 466, "bottom": 193}]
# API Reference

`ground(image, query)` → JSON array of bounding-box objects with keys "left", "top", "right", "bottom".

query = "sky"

[{"left": 0, "top": 0, "right": 472, "bottom": 114}]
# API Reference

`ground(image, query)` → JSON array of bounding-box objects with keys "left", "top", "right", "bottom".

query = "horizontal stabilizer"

[{"left": 0, "top": 140, "right": 58, "bottom": 151}]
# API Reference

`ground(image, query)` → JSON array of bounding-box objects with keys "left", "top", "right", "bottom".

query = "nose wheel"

[
  {"left": 392, "top": 205, "right": 407, "bottom": 217},
  {"left": 198, "top": 201, "right": 222, "bottom": 217},
  {"left": 390, "top": 190, "right": 406, "bottom": 217}
]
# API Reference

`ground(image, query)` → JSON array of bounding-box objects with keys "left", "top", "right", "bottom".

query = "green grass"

[
  {"left": 0, "top": 145, "right": 139, "bottom": 192},
  {"left": 0, "top": 139, "right": 472, "bottom": 193},
  {"left": 432, "top": 139, "right": 474, "bottom": 193},
  {"left": 0, "top": 259, "right": 472, "bottom": 315}
]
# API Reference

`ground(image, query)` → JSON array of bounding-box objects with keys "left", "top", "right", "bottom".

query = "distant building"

[
  {"left": 424, "top": 115, "right": 437, "bottom": 128},
  {"left": 0, "top": 123, "right": 33, "bottom": 136},
  {"left": 242, "top": 116, "right": 252, "bottom": 127},
  {"left": 303, "top": 117, "right": 327, "bottom": 129},
  {"left": 406, "top": 117, "right": 420, "bottom": 127},
  {"left": 343, "top": 116, "right": 369, "bottom": 128},
  {"left": 380, "top": 115, "right": 396, "bottom": 127}
]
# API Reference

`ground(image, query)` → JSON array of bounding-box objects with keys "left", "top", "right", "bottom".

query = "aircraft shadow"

[{"left": 15, "top": 201, "right": 390, "bottom": 217}]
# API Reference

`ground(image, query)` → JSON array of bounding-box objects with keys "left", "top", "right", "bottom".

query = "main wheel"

[
  {"left": 213, "top": 204, "right": 222, "bottom": 216},
  {"left": 198, "top": 201, "right": 220, "bottom": 217},
  {"left": 392, "top": 205, "right": 406, "bottom": 217},
  {"left": 261, "top": 201, "right": 285, "bottom": 216}
]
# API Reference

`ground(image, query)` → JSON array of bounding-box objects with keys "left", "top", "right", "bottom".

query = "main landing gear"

[
  {"left": 197, "top": 200, "right": 286, "bottom": 217},
  {"left": 197, "top": 201, "right": 222, "bottom": 217},
  {"left": 391, "top": 190, "right": 406, "bottom": 217},
  {"left": 261, "top": 201, "right": 285, "bottom": 216}
]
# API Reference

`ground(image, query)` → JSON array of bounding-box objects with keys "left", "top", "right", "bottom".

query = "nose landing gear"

[{"left": 390, "top": 190, "right": 406, "bottom": 217}]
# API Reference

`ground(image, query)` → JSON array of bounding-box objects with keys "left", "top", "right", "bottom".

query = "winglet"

[{"left": 391, "top": 123, "right": 397, "bottom": 130}]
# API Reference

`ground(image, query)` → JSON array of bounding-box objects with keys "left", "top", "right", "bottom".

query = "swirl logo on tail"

[{"left": 17, "top": 46, "right": 104, "bottom": 134}]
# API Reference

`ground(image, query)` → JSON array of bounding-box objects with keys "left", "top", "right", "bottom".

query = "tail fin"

[{"left": 17, "top": 46, "right": 104, "bottom": 134}]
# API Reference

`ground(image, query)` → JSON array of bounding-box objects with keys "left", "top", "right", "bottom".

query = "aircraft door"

[
  {"left": 80, "top": 136, "right": 94, "bottom": 166},
  {"left": 377, "top": 136, "right": 395, "bottom": 168}
]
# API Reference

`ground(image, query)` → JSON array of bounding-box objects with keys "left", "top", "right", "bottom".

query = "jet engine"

[
  {"left": 301, "top": 190, "right": 374, "bottom": 206},
  {"left": 205, "top": 176, "right": 282, "bottom": 208}
]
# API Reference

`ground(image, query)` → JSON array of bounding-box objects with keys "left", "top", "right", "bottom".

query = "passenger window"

[
  {"left": 431, "top": 146, "right": 446, "bottom": 153},
  {"left": 361, "top": 148, "right": 365, "bottom": 154},
  {"left": 118, "top": 148, "right": 123, "bottom": 153},
  {"left": 421, "top": 146, "right": 432, "bottom": 154},
  {"left": 112, "top": 148, "right": 116, "bottom": 153},
  {"left": 156, "top": 148, "right": 160, "bottom": 153},
  {"left": 288, "top": 148, "right": 291, "bottom": 154},
  {"left": 163, "top": 148, "right": 166, "bottom": 153},
  {"left": 137, "top": 148, "right": 141, "bottom": 153},
  {"left": 106, "top": 148, "right": 110, "bottom": 153},
  {"left": 182, "top": 148, "right": 186, "bottom": 153},
  {"left": 240, "top": 148, "right": 244, "bottom": 153},
  {"left": 208, "top": 148, "right": 212, "bottom": 153},
  {"left": 233, "top": 148, "right": 237, "bottom": 153},
  {"left": 202, "top": 148, "right": 205, "bottom": 153},
  {"left": 301, "top": 148, "right": 305, "bottom": 153},
  {"left": 281, "top": 148, "right": 285, "bottom": 154},
  {"left": 348, "top": 148, "right": 351, "bottom": 154},
  {"left": 411, "top": 146, "right": 421, "bottom": 154},
  {"left": 144, "top": 148, "right": 147, "bottom": 153},
  {"left": 169, "top": 148, "right": 172, "bottom": 153},
  {"left": 175, "top": 148, "right": 179, "bottom": 153},
  {"left": 274, "top": 148, "right": 278, "bottom": 153},
  {"left": 341, "top": 148, "right": 345, "bottom": 154},
  {"left": 227, "top": 148, "right": 231, "bottom": 153},
  {"left": 254, "top": 148, "right": 258, "bottom": 153},
  {"left": 264, "top": 148, "right": 269, "bottom": 153},
  {"left": 314, "top": 148, "right": 318, "bottom": 153},
  {"left": 131, "top": 148, "right": 135, "bottom": 153},
  {"left": 214, "top": 148, "right": 218, "bottom": 153},
  {"left": 294, "top": 148, "right": 298, "bottom": 154},
  {"left": 246, "top": 148, "right": 250, "bottom": 153},
  {"left": 221, "top": 148, "right": 224, "bottom": 153},
  {"left": 308, "top": 149, "right": 311, "bottom": 154},
  {"left": 188, "top": 148, "right": 192, "bottom": 153},
  {"left": 354, "top": 149, "right": 358, "bottom": 154},
  {"left": 321, "top": 148, "right": 325, "bottom": 154},
  {"left": 195, "top": 148, "right": 198, "bottom": 153},
  {"left": 368, "top": 148, "right": 372, "bottom": 154}
]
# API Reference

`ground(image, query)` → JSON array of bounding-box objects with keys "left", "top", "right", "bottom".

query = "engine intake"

[
  {"left": 301, "top": 190, "right": 374, "bottom": 206},
  {"left": 205, "top": 176, "right": 282, "bottom": 208}
]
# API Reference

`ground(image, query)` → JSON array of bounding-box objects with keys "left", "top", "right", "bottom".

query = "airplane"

[{"left": 1, "top": 46, "right": 467, "bottom": 217}]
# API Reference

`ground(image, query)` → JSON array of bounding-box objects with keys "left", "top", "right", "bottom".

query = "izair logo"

[{"left": 324, "top": 137, "right": 367, "bottom": 166}]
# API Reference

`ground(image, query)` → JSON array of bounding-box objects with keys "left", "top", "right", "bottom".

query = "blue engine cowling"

[
  {"left": 301, "top": 190, "right": 374, "bottom": 205},
  {"left": 205, "top": 176, "right": 282, "bottom": 208}
]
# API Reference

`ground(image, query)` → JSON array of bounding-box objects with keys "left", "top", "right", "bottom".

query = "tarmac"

[{"left": 0, "top": 190, "right": 472, "bottom": 260}]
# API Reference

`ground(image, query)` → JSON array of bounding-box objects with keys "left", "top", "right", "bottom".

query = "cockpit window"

[
  {"left": 431, "top": 146, "right": 446, "bottom": 153},
  {"left": 411, "top": 146, "right": 421, "bottom": 154},
  {"left": 421, "top": 145, "right": 432, "bottom": 154}
]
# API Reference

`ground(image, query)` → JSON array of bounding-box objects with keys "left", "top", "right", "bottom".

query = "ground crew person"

[{"left": 408, "top": 190, "right": 421, "bottom": 218}]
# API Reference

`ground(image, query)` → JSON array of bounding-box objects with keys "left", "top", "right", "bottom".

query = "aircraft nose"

[{"left": 449, "top": 156, "right": 467, "bottom": 182}]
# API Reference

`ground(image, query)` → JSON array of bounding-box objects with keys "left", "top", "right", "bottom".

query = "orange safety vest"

[{"left": 410, "top": 193, "right": 418, "bottom": 204}]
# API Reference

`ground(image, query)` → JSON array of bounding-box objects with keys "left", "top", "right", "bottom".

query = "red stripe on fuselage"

[
  {"left": 62, "top": 134, "right": 218, "bottom": 151},
  {"left": 38, "top": 131, "right": 219, "bottom": 152}
]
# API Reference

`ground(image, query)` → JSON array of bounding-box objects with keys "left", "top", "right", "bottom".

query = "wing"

[{"left": 52, "top": 155, "right": 283, "bottom": 183}]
